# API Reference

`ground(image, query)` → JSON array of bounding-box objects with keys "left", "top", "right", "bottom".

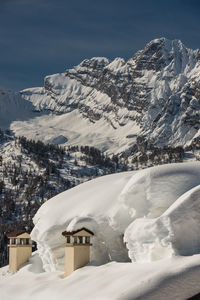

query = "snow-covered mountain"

[{"left": 1, "top": 37, "right": 199, "bottom": 155}]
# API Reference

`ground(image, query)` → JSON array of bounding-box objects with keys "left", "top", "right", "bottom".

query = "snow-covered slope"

[
  {"left": 31, "top": 162, "right": 200, "bottom": 272},
  {"left": 1, "top": 252, "right": 200, "bottom": 300},
  {"left": 1, "top": 38, "right": 200, "bottom": 154},
  {"left": 11, "top": 110, "right": 140, "bottom": 154},
  {"left": 0, "top": 89, "right": 37, "bottom": 129}
]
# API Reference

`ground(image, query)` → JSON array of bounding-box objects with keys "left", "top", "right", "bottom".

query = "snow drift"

[
  {"left": 2, "top": 252, "right": 200, "bottom": 300},
  {"left": 31, "top": 162, "right": 200, "bottom": 272},
  {"left": 124, "top": 185, "right": 200, "bottom": 262}
]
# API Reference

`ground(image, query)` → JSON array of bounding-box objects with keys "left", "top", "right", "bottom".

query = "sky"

[{"left": 0, "top": 0, "right": 200, "bottom": 91}]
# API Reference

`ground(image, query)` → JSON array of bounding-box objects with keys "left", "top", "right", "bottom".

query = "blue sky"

[{"left": 0, "top": 0, "right": 200, "bottom": 91}]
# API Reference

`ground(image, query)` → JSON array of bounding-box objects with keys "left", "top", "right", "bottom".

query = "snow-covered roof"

[
  {"left": 31, "top": 162, "right": 200, "bottom": 273},
  {"left": 2, "top": 162, "right": 200, "bottom": 299}
]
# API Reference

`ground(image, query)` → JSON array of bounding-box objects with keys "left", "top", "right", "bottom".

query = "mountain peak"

[
  {"left": 77, "top": 57, "right": 110, "bottom": 69},
  {"left": 128, "top": 37, "right": 192, "bottom": 74},
  {"left": 146, "top": 37, "right": 186, "bottom": 50}
]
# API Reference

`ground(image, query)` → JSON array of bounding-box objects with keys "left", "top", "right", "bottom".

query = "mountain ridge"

[{"left": 0, "top": 37, "right": 200, "bottom": 155}]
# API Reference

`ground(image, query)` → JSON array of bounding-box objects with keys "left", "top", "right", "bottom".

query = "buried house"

[
  {"left": 6, "top": 227, "right": 94, "bottom": 276},
  {"left": 7, "top": 230, "right": 33, "bottom": 273},
  {"left": 62, "top": 227, "right": 94, "bottom": 278}
]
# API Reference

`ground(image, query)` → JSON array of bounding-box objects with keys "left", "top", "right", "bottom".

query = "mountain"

[{"left": 1, "top": 37, "right": 199, "bottom": 156}]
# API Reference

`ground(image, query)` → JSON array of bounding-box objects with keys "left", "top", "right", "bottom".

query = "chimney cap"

[
  {"left": 62, "top": 227, "right": 94, "bottom": 237},
  {"left": 7, "top": 230, "right": 30, "bottom": 238}
]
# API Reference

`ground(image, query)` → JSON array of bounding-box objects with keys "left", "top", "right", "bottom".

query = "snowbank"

[
  {"left": 1, "top": 252, "right": 200, "bottom": 300},
  {"left": 125, "top": 184, "right": 200, "bottom": 262},
  {"left": 31, "top": 162, "right": 200, "bottom": 272}
]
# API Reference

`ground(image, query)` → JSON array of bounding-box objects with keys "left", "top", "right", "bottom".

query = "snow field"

[{"left": 1, "top": 252, "right": 200, "bottom": 300}]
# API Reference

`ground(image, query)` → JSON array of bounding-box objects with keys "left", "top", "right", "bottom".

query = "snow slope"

[
  {"left": 31, "top": 162, "right": 200, "bottom": 272},
  {"left": 1, "top": 252, "right": 200, "bottom": 300},
  {"left": 10, "top": 109, "right": 140, "bottom": 154}
]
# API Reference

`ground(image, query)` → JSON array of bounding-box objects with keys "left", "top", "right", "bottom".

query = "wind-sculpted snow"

[
  {"left": 124, "top": 185, "right": 200, "bottom": 262},
  {"left": 31, "top": 162, "right": 200, "bottom": 272},
  {"left": 31, "top": 171, "right": 134, "bottom": 271}
]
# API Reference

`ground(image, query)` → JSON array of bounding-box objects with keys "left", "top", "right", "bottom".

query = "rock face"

[{"left": 2, "top": 38, "right": 200, "bottom": 152}]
